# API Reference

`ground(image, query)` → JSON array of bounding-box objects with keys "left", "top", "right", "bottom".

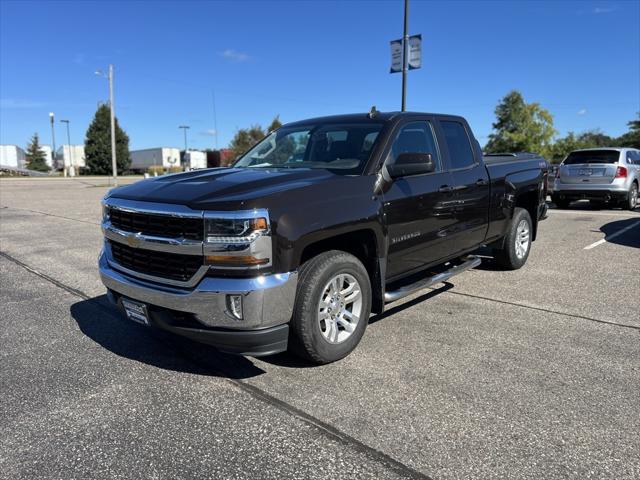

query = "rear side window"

[
  {"left": 440, "top": 121, "right": 476, "bottom": 169},
  {"left": 389, "top": 121, "right": 441, "bottom": 171},
  {"left": 564, "top": 150, "right": 620, "bottom": 165}
]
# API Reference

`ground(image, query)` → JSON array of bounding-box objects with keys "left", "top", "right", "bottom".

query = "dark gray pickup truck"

[{"left": 99, "top": 111, "right": 548, "bottom": 363}]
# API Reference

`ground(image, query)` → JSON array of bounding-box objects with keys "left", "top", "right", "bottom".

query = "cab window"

[{"left": 388, "top": 121, "right": 441, "bottom": 171}]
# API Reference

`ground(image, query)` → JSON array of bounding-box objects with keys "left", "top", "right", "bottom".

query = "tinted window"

[
  {"left": 389, "top": 121, "right": 440, "bottom": 171},
  {"left": 564, "top": 150, "right": 620, "bottom": 165},
  {"left": 441, "top": 121, "right": 475, "bottom": 169}
]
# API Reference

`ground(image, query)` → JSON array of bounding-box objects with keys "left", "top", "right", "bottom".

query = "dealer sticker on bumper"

[{"left": 121, "top": 298, "right": 150, "bottom": 326}]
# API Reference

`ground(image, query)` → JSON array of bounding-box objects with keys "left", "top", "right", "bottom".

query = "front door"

[{"left": 382, "top": 120, "right": 457, "bottom": 280}]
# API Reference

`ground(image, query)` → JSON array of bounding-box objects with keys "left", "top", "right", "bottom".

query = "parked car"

[
  {"left": 99, "top": 111, "right": 548, "bottom": 364},
  {"left": 551, "top": 148, "right": 640, "bottom": 210}
]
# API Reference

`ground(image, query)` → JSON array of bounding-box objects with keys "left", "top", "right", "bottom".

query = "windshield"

[
  {"left": 234, "top": 122, "right": 384, "bottom": 175},
  {"left": 564, "top": 150, "right": 620, "bottom": 165}
]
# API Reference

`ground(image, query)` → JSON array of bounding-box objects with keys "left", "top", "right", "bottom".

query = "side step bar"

[{"left": 384, "top": 255, "right": 482, "bottom": 303}]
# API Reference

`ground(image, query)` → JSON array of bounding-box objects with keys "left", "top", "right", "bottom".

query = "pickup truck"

[{"left": 99, "top": 111, "right": 548, "bottom": 364}]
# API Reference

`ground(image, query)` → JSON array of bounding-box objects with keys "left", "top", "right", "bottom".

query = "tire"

[
  {"left": 289, "top": 250, "right": 372, "bottom": 364},
  {"left": 552, "top": 195, "right": 570, "bottom": 209},
  {"left": 627, "top": 182, "right": 638, "bottom": 210},
  {"left": 493, "top": 207, "right": 533, "bottom": 270}
]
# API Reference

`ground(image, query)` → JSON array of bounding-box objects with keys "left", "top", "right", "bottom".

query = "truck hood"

[{"left": 109, "top": 167, "right": 342, "bottom": 210}]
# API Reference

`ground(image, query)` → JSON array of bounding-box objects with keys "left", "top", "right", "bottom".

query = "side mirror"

[{"left": 386, "top": 153, "right": 435, "bottom": 178}]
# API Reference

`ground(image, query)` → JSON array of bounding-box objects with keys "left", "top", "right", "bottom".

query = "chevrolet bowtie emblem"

[{"left": 125, "top": 233, "right": 142, "bottom": 248}]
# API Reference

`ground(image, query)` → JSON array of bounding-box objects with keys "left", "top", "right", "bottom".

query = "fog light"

[{"left": 226, "top": 294, "right": 243, "bottom": 320}]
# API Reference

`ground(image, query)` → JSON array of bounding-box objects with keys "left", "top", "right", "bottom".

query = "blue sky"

[{"left": 1, "top": 0, "right": 638, "bottom": 151}]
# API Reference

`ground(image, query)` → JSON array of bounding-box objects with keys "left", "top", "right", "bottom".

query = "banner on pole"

[
  {"left": 408, "top": 34, "right": 422, "bottom": 70},
  {"left": 389, "top": 39, "right": 403, "bottom": 73},
  {"left": 389, "top": 34, "right": 422, "bottom": 73}
]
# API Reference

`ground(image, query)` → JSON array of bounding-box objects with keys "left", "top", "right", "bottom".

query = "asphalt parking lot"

[{"left": 1, "top": 177, "right": 639, "bottom": 480}]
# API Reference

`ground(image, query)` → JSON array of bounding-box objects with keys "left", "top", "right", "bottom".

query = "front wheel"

[
  {"left": 493, "top": 207, "right": 533, "bottom": 270},
  {"left": 289, "top": 250, "right": 372, "bottom": 364}
]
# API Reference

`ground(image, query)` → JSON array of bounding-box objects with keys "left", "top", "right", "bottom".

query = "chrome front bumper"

[{"left": 99, "top": 250, "right": 297, "bottom": 330}]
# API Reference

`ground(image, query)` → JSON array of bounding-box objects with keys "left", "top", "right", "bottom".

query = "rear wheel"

[
  {"left": 552, "top": 195, "right": 570, "bottom": 209},
  {"left": 627, "top": 182, "right": 638, "bottom": 210},
  {"left": 289, "top": 250, "right": 371, "bottom": 364},
  {"left": 493, "top": 207, "right": 532, "bottom": 270}
]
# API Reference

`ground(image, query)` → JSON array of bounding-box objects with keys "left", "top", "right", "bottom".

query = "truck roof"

[{"left": 285, "top": 111, "right": 465, "bottom": 127}]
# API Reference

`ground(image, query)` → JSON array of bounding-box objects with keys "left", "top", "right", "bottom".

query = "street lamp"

[
  {"left": 179, "top": 125, "right": 190, "bottom": 153},
  {"left": 60, "top": 119, "right": 73, "bottom": 177},
  {"left": 95, "top": 64, "right": 118, "bottom": 186},
  {"left": 49, "top": 112, "right": 56, "bottom": 170}
]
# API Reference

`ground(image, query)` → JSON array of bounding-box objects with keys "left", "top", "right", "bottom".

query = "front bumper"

[{"left": 99, "top": 250, "right": 297, "bottom": 356}]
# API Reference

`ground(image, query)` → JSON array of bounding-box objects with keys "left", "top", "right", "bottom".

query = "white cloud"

[
  {"left": 200, "top": 129, "right": 217, "bottom": 137},
  {"left": 593, "top": 7, "right": 614, "bottom": 14},
  {"left": 0, "top": 98, "right": 45, "bottom": 109},
  {"left": 577, "top": 108, "right": 588, "bottom": 116},
  {"left": 221, "top": 49, "right": 250, "bottom": 62}
]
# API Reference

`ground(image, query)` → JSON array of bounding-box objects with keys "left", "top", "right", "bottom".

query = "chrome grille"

[
  {"left": 108, "top": 240, "right": 203, "bottom": 282},
  {"left": 108, "top": 208, "right": 203, "bottom": 241}
]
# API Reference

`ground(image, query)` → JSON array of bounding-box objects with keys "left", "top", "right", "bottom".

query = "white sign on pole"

[
  {"left": 389, "top": 39, "right": 403, "bottom": 73},
  {"left": 408, "top": 34, "right": 422, "bottom": 70},
  {"left": 390, "top": 34, "right": 422, "bottom": 73}
]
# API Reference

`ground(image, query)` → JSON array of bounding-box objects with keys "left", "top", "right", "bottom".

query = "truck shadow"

[
  {"left": 70, "top": 295, "right": 269, "bottom": 379},
  {"left": 599, "top": 218, "right": 640, "bottom": 249}
]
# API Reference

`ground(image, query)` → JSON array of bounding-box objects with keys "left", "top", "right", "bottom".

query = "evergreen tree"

[
  {"left": 85, "top": 103, "right": 131, "bottom": 174},
  {"left": 25, "top": 133, "right": 49, "bottom": 172},
  {"left": 485, "top": 91, "right": 556, "bottom": 157}
]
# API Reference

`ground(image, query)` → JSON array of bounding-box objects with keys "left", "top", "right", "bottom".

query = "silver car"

[{"left": 551, "top": 148, "right": 640, "bottom": 210}]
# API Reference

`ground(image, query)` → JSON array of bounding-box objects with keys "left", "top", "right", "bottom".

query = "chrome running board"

[{"left": 383, "top": 255, "right": 481, "bottom": 303}]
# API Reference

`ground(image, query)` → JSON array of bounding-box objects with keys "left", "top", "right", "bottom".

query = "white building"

[
  {"left": 41, "top": 145, "right": 53, "bottom": 168},
  {"left": 184, "top": 150, "right": 207, "bottom": 170},
  {"left": 56, "top": 145, "right": 86, "bottom": 170},
  {"left": 130, "top": 147, "right": 181, "bottom": 171},
  {"left": 0, "top": 145, "right": 27, "bottom": 169}
]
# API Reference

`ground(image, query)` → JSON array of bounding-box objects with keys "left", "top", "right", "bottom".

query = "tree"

[
  {"left": 617, "top": 113, "right": 640, "bottom": 148},
  {"left": 548, "top": 129, "right": 615, "bottom": 163},
  {"left": 266, "top": 115, "right": 282, "bottom": 133},
  {"left": 228, "top": 115, "right": 282, "bottom": 160},
  {"left": 85, "top": 103, "right": 130, "bottom": 174},
  {"left": 485, "top": 90, "right": 556, "bottom": 157},
  {"left": 25, "top": 133, "right": 49, "bottom": 172}
]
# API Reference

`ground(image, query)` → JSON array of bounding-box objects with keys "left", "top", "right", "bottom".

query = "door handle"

[
  {"left": 451, "top": 185, "right": 469, "bottom": 191},
  {"left": 476, "top": 179, "right": 488, "bottom": 186},
  {"left": 438, "top": 185, "right": 454, "bottom": 193}
]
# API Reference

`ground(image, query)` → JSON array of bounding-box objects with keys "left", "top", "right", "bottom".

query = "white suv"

[{"left": 552, "top": 148, "right": 639, "bottom": 210}]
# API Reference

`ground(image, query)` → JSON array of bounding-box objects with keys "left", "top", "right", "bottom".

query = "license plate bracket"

[{"left": 121, "top": 298, "right": 150, "bottom": 326}]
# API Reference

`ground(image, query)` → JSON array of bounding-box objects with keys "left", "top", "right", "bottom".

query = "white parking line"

[
  {"left": 584, "top": 220, "right": 640, "bottom": 250},
  {"left": 548, "top": 209, "right": 640, "bottom": 218}
]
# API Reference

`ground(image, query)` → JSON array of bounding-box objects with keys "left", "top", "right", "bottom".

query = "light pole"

[
  {"left": 49, "top": 112, "right": 56, "bottom": 170},
  {"left": 401, "top": 0, "right": 409, "bottom": 112},
  {"left": 60, "top": 120, "right": 73, "bottom": 177},
  {"left": 95, "top": 64, "right": 118, "bottom": 186},
  {"left": 179, "top": 125, "right": 190, "bottom": 153}
]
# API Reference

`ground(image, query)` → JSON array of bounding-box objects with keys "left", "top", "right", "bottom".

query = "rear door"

[
  {"left": 382, "top": 118, "right": 456, "bottom": 280},
  {"left": 436, "top": 118, "right": 490, "bottom": 253},
  {"left": 559, "top": 150, "right": 621, "bottom": 184}
]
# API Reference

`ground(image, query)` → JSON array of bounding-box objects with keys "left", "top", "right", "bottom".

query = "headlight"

[
  {"left": 204, "top": 209, "right": 272, "bottom": 268},
  {"left": 102, "top": 204, "right": 109, "bottom": 223}
]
